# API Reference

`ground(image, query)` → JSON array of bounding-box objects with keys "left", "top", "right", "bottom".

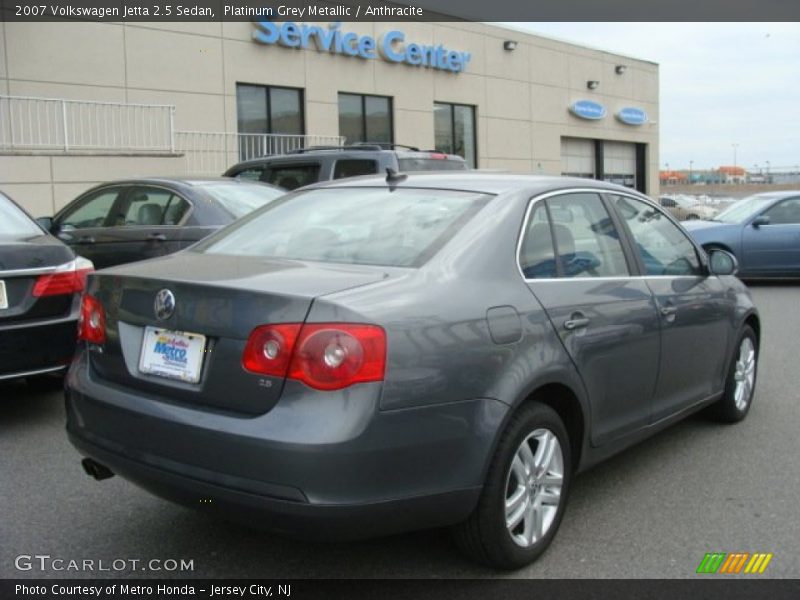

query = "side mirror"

[
  {"left": 707, "top": 249, "right": 738, "bottom": 276},
  {"left": 751, "top": 215, "right": 770, "bottom": 228},
  {"left": 36, "top": 216, "right": 53, "bottom": 232}
]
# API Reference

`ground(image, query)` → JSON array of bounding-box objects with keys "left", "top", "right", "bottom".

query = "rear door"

[
  {"left": 101, "top": 185, "right": 193, "bottom": 264},
  {"left": 607, "top": 193, "right": 732, "bottom": 421},
  {"left": 741, "top": 196, "right": 800, "bottom": 274},
  {"left": 519, "top": 190, "right": 661, "bottom": 445}
]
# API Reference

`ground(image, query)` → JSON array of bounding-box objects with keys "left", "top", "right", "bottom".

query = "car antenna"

[{"left": 385, "top": 167, "right": 408, "bottom": 187}]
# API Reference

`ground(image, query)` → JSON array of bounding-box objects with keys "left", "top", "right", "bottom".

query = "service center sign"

[
  {"left": 253, "top": 21, "right": 472, "bottom": 73},
  {"left": 616, "top": 107, "right": 648, "bottom": 125}
]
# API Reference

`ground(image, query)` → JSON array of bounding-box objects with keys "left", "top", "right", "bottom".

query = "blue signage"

[
  {"left": 252, "top": 21, "right": 472, "bottom": 74},
  {"left": 569, "top": 100, "right": 607, "bottom": 120},
  {"left": 616, "top": 107, "right": 648, "bottom": 125}
]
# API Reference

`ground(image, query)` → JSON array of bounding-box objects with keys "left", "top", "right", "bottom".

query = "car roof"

[
  {"left": 304, "top": 171, "right": 650, "bottom": 197},
  {"left": 745, "top": 190, "right": 800, "bottom": 199},
  {"left": 228, "top": 148, "right": 465, "bottom": 169},
  {"left": 90, "top": 177, "right": 255, "bottom": 187}
]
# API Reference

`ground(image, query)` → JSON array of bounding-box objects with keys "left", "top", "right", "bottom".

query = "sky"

[{"left": 504, "top": 22, "right": 800, "bottom": 173}]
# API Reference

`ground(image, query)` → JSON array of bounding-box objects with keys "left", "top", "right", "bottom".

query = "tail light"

[
  {"left": 33, "top": 256, "right": 94, "bottom": 297},
  {"left": 242, "top": 323, "right": 302, "bottom": 378},
  {"left": 78, "top": 294, "right": 106, "bottom": 344},
  {"left": 242, "top": 323, "right": 386, "bottom": 391}
]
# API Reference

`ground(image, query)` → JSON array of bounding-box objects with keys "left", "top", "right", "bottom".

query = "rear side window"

[
  {"left": 198, "top": 188, "right": 491, "bottom": 267},
  {"left": 520, "top": 193, "right": 629, "bottom": 279},
  {"left": 333, "top": 159, "right": 379, "bottom": 179},
  {"left": 0, "top": 193, "right": 41, "bottom": 236},
  {"left": 519, "top": 204, "right": 558, "bottom": 278},
  {"left": 266, "top": 164, "right": 321, "bottom": 190},
  {"left": 119, "top": 187, "right": 190, "bottom": 226},
  {"left": 398, "top": 157, "right": 467, "bottom": 172},
  {"left": 611, "top": 195, "right": 702, "bottom": 276}
]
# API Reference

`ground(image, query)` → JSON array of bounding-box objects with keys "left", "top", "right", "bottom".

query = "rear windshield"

[
  {"left": 0, "top": 193, "right": 42, "bottom": 236},
  {"left": 398, "top": 157, "right": 468, "bottom": 172},
  {"left": 197, "top": 188, "right": 491, "bottom": 267},
  {"left": 198, "top": 182, "right": 284, "bottom": 218}
]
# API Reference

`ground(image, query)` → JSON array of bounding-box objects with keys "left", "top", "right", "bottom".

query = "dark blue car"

[{"left": 684, "top": 191, "right": 800, "bottom": 277}]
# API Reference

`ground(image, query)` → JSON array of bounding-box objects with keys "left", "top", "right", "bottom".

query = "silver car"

[{"left": 66, "top": 173, "right": 760, "bottom": 569}]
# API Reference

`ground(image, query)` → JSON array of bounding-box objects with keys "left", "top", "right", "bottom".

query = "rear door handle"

[
  {"left": 147, "top": 233, "right": 166, "bottom": 242},
  {"left": 77, "top": 236, "right": 95, "bottom": 244},
  {"left": 564, "top": 315, "right": 590, "bottom": 330}
]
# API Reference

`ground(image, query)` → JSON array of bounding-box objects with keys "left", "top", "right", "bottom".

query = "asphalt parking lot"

[{"left": 1, "top": 283, "right": 799, "bottom": 579}]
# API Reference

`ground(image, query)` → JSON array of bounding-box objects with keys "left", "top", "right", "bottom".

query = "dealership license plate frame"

[
  {"left": 0, "top": 280, "right": 7, "bottom": 310},
  {"left": 138, "top": 326, "right": 206, "bottom": 384}
]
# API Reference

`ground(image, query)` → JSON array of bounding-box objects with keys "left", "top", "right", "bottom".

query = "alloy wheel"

[
  {"left": 733, "top": 337, "right": 756, "bottom": 411},
  {"left": 504, "top": 428, "right": 564, "bottom": 548}
]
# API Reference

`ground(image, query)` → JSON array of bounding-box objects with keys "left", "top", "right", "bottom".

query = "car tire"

[
  {"left": 705, "top": 325, "right": 758, "bottom": 423},
  {"left": 453, "top": 402, "right": 571, "bottom": 570}
]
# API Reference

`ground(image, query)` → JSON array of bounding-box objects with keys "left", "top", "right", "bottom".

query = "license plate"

[
  {"left": 139, "top": 327, "right": 206, "bottom": 384},
  {"left": 0, "top": 280, "right": 7, "bottom": 310}
]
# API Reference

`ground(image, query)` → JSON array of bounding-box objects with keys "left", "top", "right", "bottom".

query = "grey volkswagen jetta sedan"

[{"left": 66, "top": 173, "right": 760, "bottom": 569}]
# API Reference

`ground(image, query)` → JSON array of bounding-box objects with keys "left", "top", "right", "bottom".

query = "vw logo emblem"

[{"left": 154, "top": 289, "right": 176, "bottom": 321}]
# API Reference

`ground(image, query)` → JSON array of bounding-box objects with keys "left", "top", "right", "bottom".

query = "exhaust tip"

[{"left": 81, "top": 458, "right": 114, "bottom": 481}]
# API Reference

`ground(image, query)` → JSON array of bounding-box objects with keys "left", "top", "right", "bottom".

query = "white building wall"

[{"left": 0, "top": 21, "right": 659, "bottom": 216}]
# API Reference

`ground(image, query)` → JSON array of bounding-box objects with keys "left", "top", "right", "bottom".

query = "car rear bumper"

[
  {"left": 65, "top": 349, "right": 508, "bottom": 539},
  {"left": 0, "top": 315, "right": 77, "bottom": 380}
]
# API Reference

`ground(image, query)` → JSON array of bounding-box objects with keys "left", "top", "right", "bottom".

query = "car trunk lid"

[
  {"left": 0, "top": 234, "right": 77, "bottom": 323},
  {"left": 87, "top": 252, "right": 390, "bottom": 414}
]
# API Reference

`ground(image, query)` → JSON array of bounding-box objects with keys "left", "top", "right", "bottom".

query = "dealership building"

[{"left": 0, "top": 20, "right": 659, "bottom": 216}]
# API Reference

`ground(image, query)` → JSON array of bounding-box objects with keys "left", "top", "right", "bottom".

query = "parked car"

[
  {"left": 224, "top": 144, "right": 467, "bottom": 190},
  {"left": 658, "top": 194, "right": 717, "bottom": 221},
  {"left": 66, "top": 173, "right": 759, "bottom": 570},
  {"left": 0, "top": 191, "right": 93, "bottom": 387},
  {"left": 38, "top": 178, "right": 285, "bottom": 269},
  {"left": 684, "top": 191, "right": 800, "bottom": 277}
]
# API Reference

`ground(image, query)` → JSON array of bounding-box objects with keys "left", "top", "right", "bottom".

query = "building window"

[
  {"left": 338, "top": 93, "right": 393, "bottom": 145},
  {"left": 434, "top": 102, "right": 477, "bottom": 168},
  {"left": 236, "top": 84, "right": 304, "bottom": 135}
]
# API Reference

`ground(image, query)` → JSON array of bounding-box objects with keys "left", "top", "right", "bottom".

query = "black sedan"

[
  {"left": 38, "top": 178, "right": 284, "bottom": 269},
  {"left": 0, "top": 191, "right": 93, "bottom": 386}
]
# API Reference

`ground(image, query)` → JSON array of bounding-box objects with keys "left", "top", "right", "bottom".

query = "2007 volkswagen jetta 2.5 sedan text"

[{"left": 66, "top": 173, "right": 760, "bottom": 569}]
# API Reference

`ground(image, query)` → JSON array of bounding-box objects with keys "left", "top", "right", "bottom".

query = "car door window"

[
  {"left": 59, "top": 188, "right": 121, "bottom": 230},
  {"left": 549, "top": 193, "right": 629, "bottom": 278},
  {"left": 115, "top": 188, "right": 190, "bottom": 227},
  {"left": 762, "top": 198, "right": 800, "bottom": 225},
  {"left": 611, "top": 195, "right": 702, "bottom": 276},
  {"left": 266, "top": 164, "right": 321, "bottom": 190},
  {"left": 519, "top": 193, "right": 629, "bottom": 279},
  {"left": 333, "top": 159, "right": 379, "bottom": 179}
]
